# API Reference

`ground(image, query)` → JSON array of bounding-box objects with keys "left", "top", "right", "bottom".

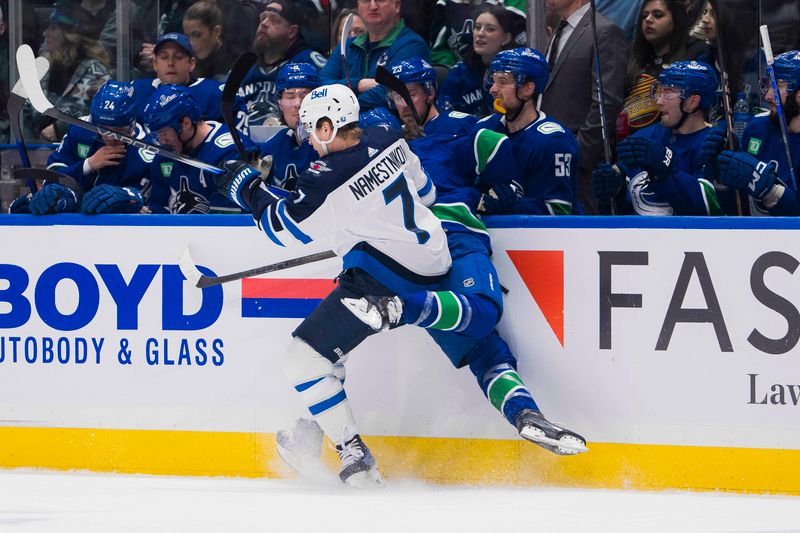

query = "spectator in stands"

[
  {"left": 331, "top": 9, "right": 365, "bottom": 54},
  {"left": 182, "top": 0, "right": 239, "bottom": 82},
  {"left": 437, "top": 4, "right": 515, "bottom": 117},
  {"left": 539, "top": 0, "right": 628, "bottom": 215},
  {"left": 320, "top": 0, "right": 430, "bottom": 111},
  {"left": 36, "top": 0, "right": 111, "bottom": 141},
  {"left": 479, "top": 48, "right": 579, "bottom": 215},
  {"left": 616, "top": 0, "right": 689, "bottom": 142},
  {"left": 130, "top": 32, "right": 225, "bottom": 126},
  {"left": 130, "top": 0, "right": 193, "bottom": 75},
  {"left": 236, "top": 0, "right": 327, "bottom": 129}
]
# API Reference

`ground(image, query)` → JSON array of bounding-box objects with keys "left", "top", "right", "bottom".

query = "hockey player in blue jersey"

[
  {"left": 256, "top": 63, "right": 321, "bottom": 190},
  {"left": 592, "top": 60, "right": 722, "bottom": 216},
  {"left": 132, "top": 33, "right": 225, "bottom": 127},
  {"left": 700, "top": 50, "right": 800, "bottom": 216},
  {"left": 479, "top": 48, "right": 580, "bottom": 214},
  {"left": 218, "top": 83, "right": 451, "bottom": 487},
  {"left": 10, "top": 80, "right": 150, "bottom": 215},
  {"left": 144, "top": 84, "right": 254, "bottom": 214},
  {"left": 235, "top": 0, "right": 326, "bottom": 131}
]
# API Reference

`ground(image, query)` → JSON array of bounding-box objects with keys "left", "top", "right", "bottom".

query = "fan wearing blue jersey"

[
  {"left": 143, "top": 85, "right": 253, "bottom": 214},
  {"left": 593, "top": 60, "right": 722, "bottom": 216},
  {"left": 348, "top": 57, "right": 588, "bottom": 456},
  {"left": 256, "top": 63, "right": 321, "bottom": 191},
  {"left": 479, "top": 48, "right": 580, "bottom": 215},
  {"left": 131, "top": 33, "right": 225, "bottom": 128},
  {"left": 10, "top": 80, "right": 150, "bottom": 215},
  {"left": 235, "top": 0, "right": 326, "bottom": 131},
  {"left": 218, "top": 83, "right": 451, "bottom": 488},
  {"left": 701, "top": 51, "right": 800, "bottom": 216}
]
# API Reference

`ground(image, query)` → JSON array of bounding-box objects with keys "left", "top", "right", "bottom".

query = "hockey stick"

[
  {"left": 589, "top": 0, "right": 616, "bottom": 215},
  {"left": 760, "top": 25, "right": 797, "bottom": 190},
  {"left": 179, "top": 247, "right": 337, "bottom": 289},
  {"left": 8, "top": 56, "right": 50, "bottom": 193},
  {"left": 340, "top": 13, "right": 354, "bottom": 90},
  {"left": 375, "top": 65, "right": 423, "bottom": 137},
  {"left": 16, "top": 45, "right": 224, "bottom": 175},
  {"left": 707, "top": 0, "right": 742, "bottom": 214},
  {"left": 221, "top": 52, "right": 257, "bottom": 162},
  {"left": 12, "top": 167, "right": 84, "bottom": 197}
]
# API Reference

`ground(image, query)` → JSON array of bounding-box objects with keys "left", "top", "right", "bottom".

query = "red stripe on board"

[{"left": 241, "top": 278, "right": 336, "bottom": 299}]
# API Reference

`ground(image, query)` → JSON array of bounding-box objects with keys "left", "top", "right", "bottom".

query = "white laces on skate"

[{"left": 337, "top": 437, "right": 366, "bottom": 469}]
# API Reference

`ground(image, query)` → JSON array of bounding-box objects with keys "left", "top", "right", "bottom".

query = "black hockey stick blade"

[
  {"left": 16, "top": 45, "right": 224, "bottom": 175},
  {"left": 340, "top": 13, "right": 354, "bottom": 90},
  {"left": 375, "top": 66, "right": 422, "bottom": 136},
  {"left": 179, "top": 247, "right": 337, "bottom": 289},
  {"left": 221, "top": 52, "right": 257, "bottom": 161},
  {"left": 13, "top": 167, "right": 84, "bottom": 197}
]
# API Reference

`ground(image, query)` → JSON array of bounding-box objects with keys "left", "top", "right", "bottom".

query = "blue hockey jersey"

[
  {"left": 132, "top": 77, "right": 225, "bottom": 126},
  {"left": 619, "top": 124, "right": 722, "bottom": 216},
  {"left": 247, "top": 126, "right": 451, "bottom": 293},
  {"left": 149, "top": 121, "right": 254, "bottom": 214},
  {"left": 438, "top": 62, "right": 492, "bottom": 117},
  {"left": 47, "top": 121, "right": 153, "bottom": 194},
  {"left": 477, "top": 112, "right": 579, "bottom": 214},
  {"left": 740, "top": 115, "right": 800, "bottom": 216},
  {"left": 258, "top": 128, "right": 317, "bottom": 190}
]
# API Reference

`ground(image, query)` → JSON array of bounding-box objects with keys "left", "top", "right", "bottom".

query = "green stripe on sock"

[
  {"left": 429, "top": 291, "right": 462, "bottom": 330},
  {"left": 430, "top": 203, "right": 487, "bottom": 233},
  {"left": 488, "top": 371, "right": 525, "bottom": 412}
]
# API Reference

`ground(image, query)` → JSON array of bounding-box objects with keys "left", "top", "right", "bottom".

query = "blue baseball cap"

[{"left": 154, "top": 32, "right": 195, "bottom": 57}]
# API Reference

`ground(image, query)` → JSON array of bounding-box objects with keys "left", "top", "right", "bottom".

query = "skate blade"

[
  {"left": 520, "top": 427, "right": 589, "bottom": 454},
  {"left": 276, "top": 443, "right": 338, "bottom": 484},
  {"left": 343, "top": 468, "right": 387, "bottom": 489}
]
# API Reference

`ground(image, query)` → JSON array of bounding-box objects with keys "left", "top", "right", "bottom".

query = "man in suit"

[{"left": 540, "top": 0, "right": 627, "bottom": 214}]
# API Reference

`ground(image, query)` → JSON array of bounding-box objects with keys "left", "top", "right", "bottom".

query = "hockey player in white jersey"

[{"left": 219, "top": 83, "right": 451, "bottom": 488}]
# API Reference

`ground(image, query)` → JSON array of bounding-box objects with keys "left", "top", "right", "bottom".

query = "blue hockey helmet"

[
  {"left": 143, "top": 84, "right": 200, "bottom": 136},
  {"left": 486, "top": 47, "right": 549, "bottom": 95},
  {"left": 276, "top": 62, "right": 321, "bottom": 97},
  {"left": 91, "top": 80, "right": 137, "bottom": 127},
  {"left": 389, "top": 57, "right": 438, "bottom": 96},
  {"left": 773, "top": 50, "right": 800, "bottom": 94},
  {"left": 359, "top": 107, "right": 402, "bottom": 130},
  {"left": 657, "top": 60, "right": 719, "bottom": 109}
]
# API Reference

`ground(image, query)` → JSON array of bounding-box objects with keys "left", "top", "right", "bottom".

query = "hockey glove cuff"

[
  {"left": 716, "top": 150, "right": 777, "bottom": 201},
  {"left": 29, "top": 183, "right": 78, "bottom": 215},
  {"left": 220, "top": 160, "right": 264, "bottom": 210},
  {"left": 617, "top": 136, "right": 674, "bottom": 182}
]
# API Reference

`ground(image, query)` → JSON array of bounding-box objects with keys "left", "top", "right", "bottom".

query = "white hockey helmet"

[{"left": 299, "top": 83, "right": 359, "bottom": 154}]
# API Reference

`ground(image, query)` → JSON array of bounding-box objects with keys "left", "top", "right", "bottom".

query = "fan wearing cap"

[
  {"left": 254, "top": 63, "right": 321, "bottom": 190},
  {"left": 235, "top": 0, "right": 326, "bottom": 131},
  {"left": 37, "top": 0, "right": 111, "bottom": 142},
  {"left": 131, "top": 32, "right": 225, "bottom": 130},
  {"left": 143, "top": 84, "right": 254, "bottom": 214}
]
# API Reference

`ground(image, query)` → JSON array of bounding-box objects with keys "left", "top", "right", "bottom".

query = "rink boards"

[{"left": 1, "top": 214, "right": 799, "bottom": 494}]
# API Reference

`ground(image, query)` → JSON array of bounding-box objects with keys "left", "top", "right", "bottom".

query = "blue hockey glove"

[
  {"left": 591, "top": 163, "right": 625, "bottom": 199},
  {"left": 698, "top": 124, "right": 731, "bottom": 167},
  {"left": 29, "top": 183, "right": 78, "bottom": 215},
  {"left": 81, "top": 184, "right": 144, "bottom": 214},
  {"left": 716, "top": 150, "right": 777, "bottom": 200},
  {"left": 8, "top": 194, "right": 32, "bottom": 214},
  {"left": 219, "top": 160, "right": 264, "bottom": 209},
  {"left": 477, "top": 181, "right": 522, "bottom": 215},
  {"left": 617, "top": 136, "right": 674, "bottom": 182}
]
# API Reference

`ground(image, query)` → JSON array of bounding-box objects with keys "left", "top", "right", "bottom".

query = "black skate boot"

[
  {"left": 515, "top": 409, "right": 588, "bottom": 455},
  {"left": 340, "top": 295, "right": 403, "bottom": 331},
  {"left": 336, "top": 434, "right": 386, "bottom": 488}
]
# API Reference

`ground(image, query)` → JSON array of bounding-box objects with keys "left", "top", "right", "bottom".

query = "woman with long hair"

[
  {"left": 617, "top": 0, "right": 689, "bottom": 139},
  {"left": 437, "top": 4, "right": 516, "bottom": 117},
  {"left": 182, "top": 0, "right": 239, "bottom": 81},
  {"left": 37, "top": 1, "right": 111, "bottom": 141}
]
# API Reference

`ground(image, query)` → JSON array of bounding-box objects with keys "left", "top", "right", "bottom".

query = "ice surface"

[{"left": 0, "top": 469, "right": 799, "bottom": 533}]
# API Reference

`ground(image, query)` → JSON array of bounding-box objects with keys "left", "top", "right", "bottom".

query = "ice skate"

[
  {"left": 336, "top": 435, "right": 386, "bottom": 488},
  {"left": 515, "top": 409, "right": 588, "bottom": 455},
  {"left": 276, "top": 418, "right": 332, "bottom": 481},
  {"left": 340, "top": 295, "right": 403, "bottom": 331}
]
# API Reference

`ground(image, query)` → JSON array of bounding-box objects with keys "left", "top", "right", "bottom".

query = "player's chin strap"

[{"left": 673, "top": 98, "right": 698, "bottom": 131}]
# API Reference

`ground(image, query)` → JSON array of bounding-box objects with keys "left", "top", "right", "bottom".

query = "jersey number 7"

[{"left": 383, "top": 175, "right": 431, "bottom": 245}]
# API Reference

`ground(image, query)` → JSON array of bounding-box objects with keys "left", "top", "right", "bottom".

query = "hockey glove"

[
  {"left": 591, "top": 163, "right": 625, "bottom": 199},
  {"left": 8, "top": 194, "right": 32, "bottom": 214},
  {"left": 698, "top": 124, "right": 731, "bottom": 166},
  {"left": 81, "top": 184, "right": 144, "bottom": 214},
  {"left": 716, "top": 150, "right": 778, "bottom": 201},
  {"left": 29, "top": 183, "right": 78, "bottom": 215},
  {"left": 218, "top": 160, "right": 264, "bottom": 210},
  {"left": 617, "top": 136, "right": 674, "bottom": 182},
  {"left": 478, "top": 181, "right": 522, "bottom": 215}
]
